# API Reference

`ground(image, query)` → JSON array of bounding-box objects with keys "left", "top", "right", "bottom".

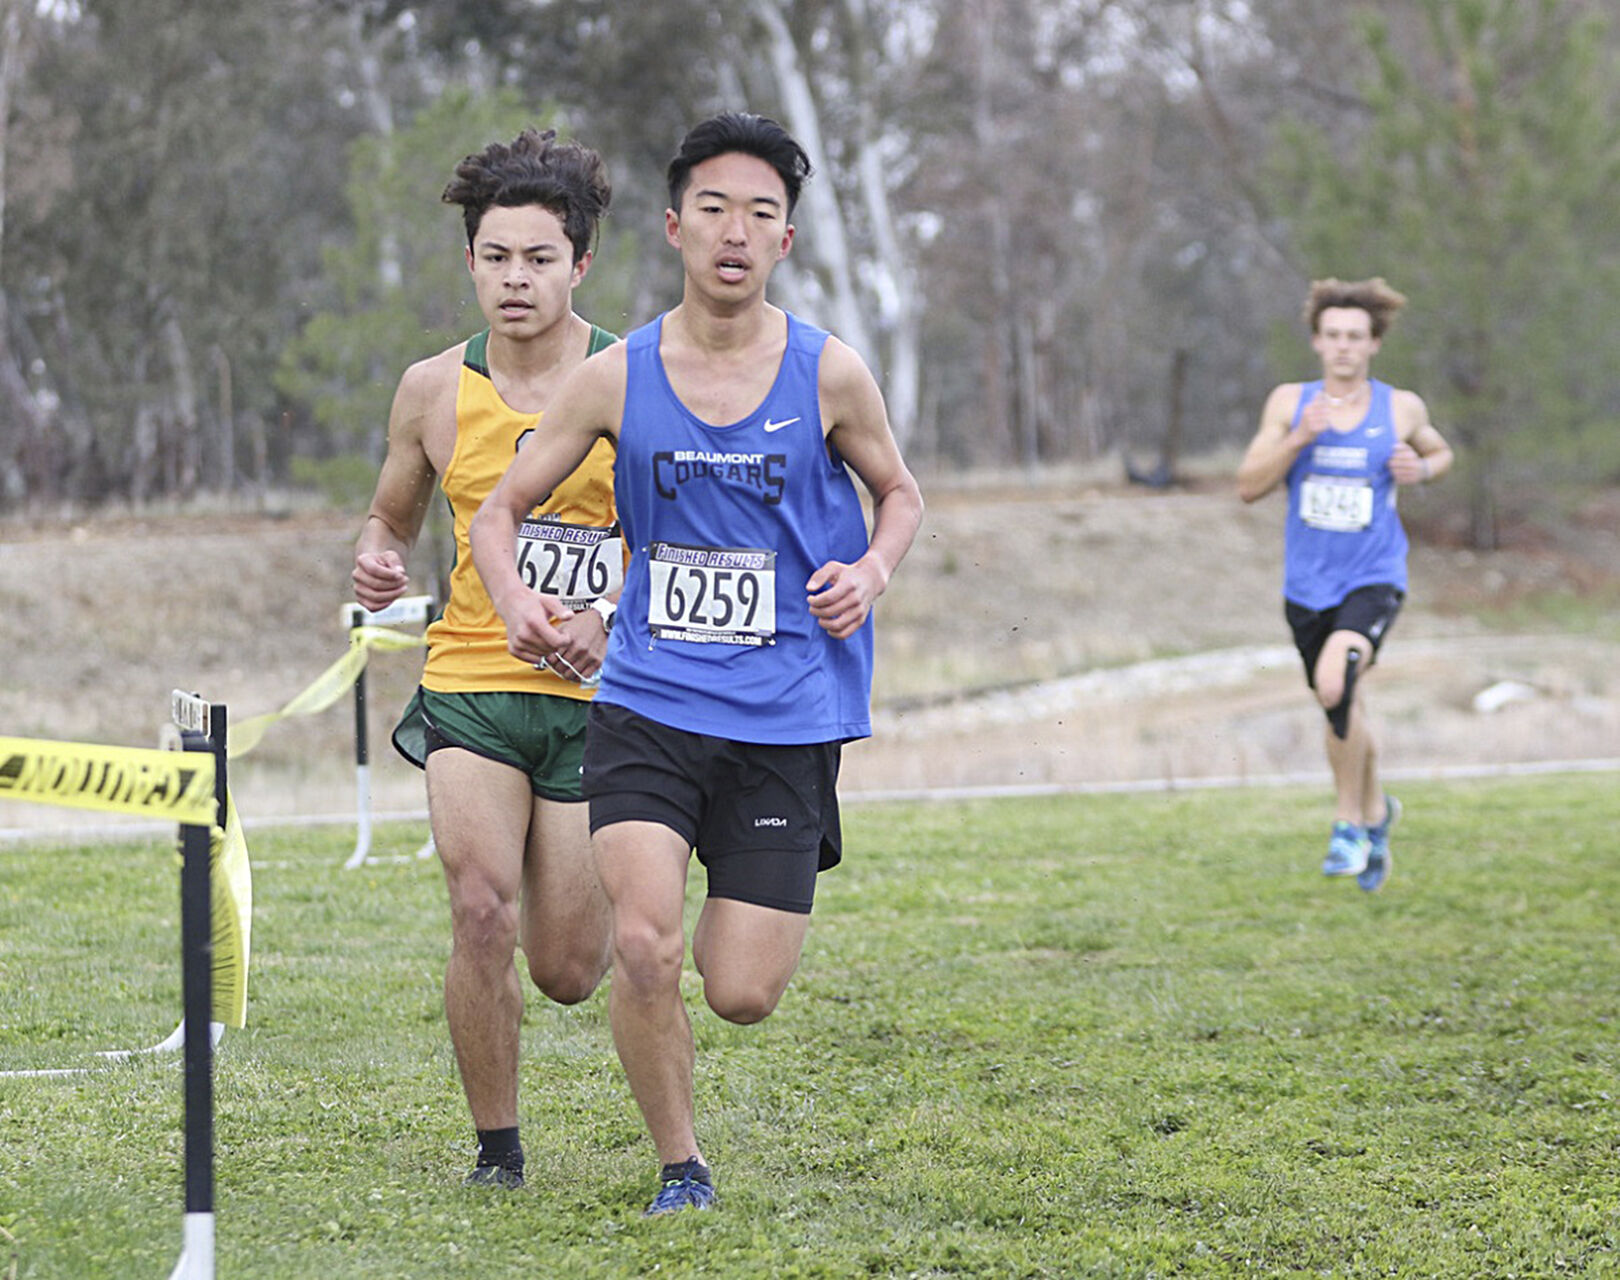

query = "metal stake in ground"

[{"left": 170, "top": 695, "right": 226, "bottom": 1280}]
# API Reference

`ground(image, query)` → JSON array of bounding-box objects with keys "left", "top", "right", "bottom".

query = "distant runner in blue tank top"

[
  {"left": 1239, "top": 277, "right": 1454, "bottom": 894},
  {"left": 469, "top": 111, "right": 924, "bottom": 1218},
  {"left": 1283, "top": 377, "right": 1409, "bottom": 610}
]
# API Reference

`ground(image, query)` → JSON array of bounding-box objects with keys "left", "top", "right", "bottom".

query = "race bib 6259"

[{"left": 646, "top": 541, "right": 776, "bottom": 647}]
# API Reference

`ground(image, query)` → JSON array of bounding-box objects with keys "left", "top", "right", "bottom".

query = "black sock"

[
  {"left": 660, "top": 1157, "right": 711, "bottom": 1186},
  {"left": 476, "top": 1127, "right": 523, "bottom": 1173}
]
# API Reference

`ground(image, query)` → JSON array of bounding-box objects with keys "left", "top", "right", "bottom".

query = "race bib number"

[
  {"left": 646, "top": 541, "right": 776, "bottom": 646},
  {"left": 515, "top": 520, "right": 624, "bottom": 610},
  {"left": 1299, "top": 475, "right": 1373, "bottom": 532}
]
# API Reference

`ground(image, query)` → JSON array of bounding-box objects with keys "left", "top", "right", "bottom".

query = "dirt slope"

[{"left": 2, "top": 480, "right": 1616, "bottom": 833}]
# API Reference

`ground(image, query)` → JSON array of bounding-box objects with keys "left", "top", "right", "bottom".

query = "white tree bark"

[
  {"left": 839, "top": 0, "right": 920, "bottom": 447},
  {"left": 162, "top": 310, "right": 200, "bottom": 493},
  {"left": 0, "top": 0, "right": 23, "bottom": 279},
  {"left": 750, "top": 0, "right": 874, "bottom": 362},
  {"left": 347, "top": 10, "right": 403, "bottom": 292},
  {"left": 0, "top": 2, "right": 44, "bottom": 498},
  {"left": 749, "top": 0, "right": 925, "bottom": 447}
]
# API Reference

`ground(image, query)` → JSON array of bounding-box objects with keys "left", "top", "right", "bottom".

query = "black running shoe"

[{"left": 463, "top": 1164, "right": 524, "bottom": 1189}]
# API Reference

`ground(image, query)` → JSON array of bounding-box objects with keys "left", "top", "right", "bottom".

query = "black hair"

[{"left": 666, "top": 112, "right": 812, "bottom": 219}]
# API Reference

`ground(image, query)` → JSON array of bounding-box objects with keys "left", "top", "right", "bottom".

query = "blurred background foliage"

[{"left": 0, "top": 0, "right": 1615, "bottom": 548}]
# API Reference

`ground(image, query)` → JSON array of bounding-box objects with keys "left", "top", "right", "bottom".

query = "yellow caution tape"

[
  {"left": 229, "top": 625, "right": 427, "bottom": 758},
  {"left": 0, "top": 736, "right": 217, "bottom": 824},
  {"left": 2, "top": 626, "right": 423, "bottom": 1023},
  {"left": 0, "top": 734, "right": 248, "bottom": 1023},
  {"left": 211, "top": 790, "right": 252, "bottom": 1028},
  {"left": 211, "top": 625, "right": 429, "bottom": 1015}
]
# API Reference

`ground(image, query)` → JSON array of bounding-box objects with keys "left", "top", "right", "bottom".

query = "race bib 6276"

[{"left": 515, "top": 520, "right": 624, "bottom": 610}]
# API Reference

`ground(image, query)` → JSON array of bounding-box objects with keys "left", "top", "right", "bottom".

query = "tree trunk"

[
  {"left": 162, "top": 310, "right": 200, "bottom": 496},
  {"left": 214, "top": 345, "right": 235, "bottom": 492},
  {"left": 1162, "top": 347, "right": 1187, "bottom": 479},
  {"left": 0, "top": 295, "right": 45, "bottom": 502},
  {"left": 0, "top": 0, "right": 32, "bottom": 280},
  {"left": 750, "top": 0, "right": 875, "bottom": 363},
  {"left": 972, "top": 0, "right": 1014, "bottom": 461},
  {"left": 837, "top": 0, "right": 921, "bottom": 449},
  {"left": 0, "top": 6, "right": 38, "bottom": 502},
  {"left": 1014, "top": 309, "right": 1039, "bottom": 470},
  {"left": 1469, "top": 446, "right": 1499, "bottom": 551},
  {"left": 349, "top": 11, "right": 403, "bottom": 292},
  {"left": 130, "top": 347, "right": 157, "bottom": 505}
]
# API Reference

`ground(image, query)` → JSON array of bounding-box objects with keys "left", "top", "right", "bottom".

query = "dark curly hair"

[{"left": 442, "top": 128, "right": 611, "bottom": 262}]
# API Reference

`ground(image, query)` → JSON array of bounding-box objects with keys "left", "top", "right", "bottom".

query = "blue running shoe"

[
  {"left": 643, "top": 1160, "right": 717, "bottom": 1217},
  {"left": 1359, "top": 794, "right": 1400, "bottom": 893},
  {"left": 1323, "top": 821, "right": 1370, "bottom": 877}
]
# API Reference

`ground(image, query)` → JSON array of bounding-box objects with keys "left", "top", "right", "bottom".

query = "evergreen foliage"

[{"left": 1267, "top": 0, "right": 1620, "bottom": 546}]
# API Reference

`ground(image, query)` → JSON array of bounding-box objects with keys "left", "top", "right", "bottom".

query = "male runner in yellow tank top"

[{"left": 352, "top": 128, "right": 621, "bottom": 1188}]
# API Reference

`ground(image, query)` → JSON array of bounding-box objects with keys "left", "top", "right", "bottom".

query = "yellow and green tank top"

[{"left": 421, "top": 325, "right": 619, "bottom": 701}]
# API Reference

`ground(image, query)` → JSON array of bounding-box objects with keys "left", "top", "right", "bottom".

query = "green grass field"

[{"left": 2, "top": 775, "right": 1617, "bottom": 1278}]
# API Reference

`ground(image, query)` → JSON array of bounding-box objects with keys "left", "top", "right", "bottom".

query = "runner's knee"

[
  {"left": 611, "top": 914, "right": 685, "bottom": 995},
  {"left": 703, "top": 972, "right": 786, "bottom": 1025},
  {"left": 526, "top": 949, "right": 606, "bottom": 1006},
  {"left": 448, "top": 884, "right": 519, "bottom": 956}
]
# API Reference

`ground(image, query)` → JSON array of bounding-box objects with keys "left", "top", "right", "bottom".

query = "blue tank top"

[
  {"left": 1282, "top": 379, "right": 1408, "bottom": 609},
  {"left": 597, "top": 311, "right": 875, "bottom": 744}
]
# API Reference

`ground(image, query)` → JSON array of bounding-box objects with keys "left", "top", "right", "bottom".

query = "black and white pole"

[
  {"left": 350, "top": 628, "right": 373, "bottom": 867},
  {"left": 342, "top": 595, "right": 435, "bottom": 869},
  {"left": 169, "top": 693, "right": 226, "bottom": 1280}
]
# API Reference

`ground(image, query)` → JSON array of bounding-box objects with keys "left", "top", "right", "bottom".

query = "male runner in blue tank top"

[
  {"left": 470, "top": 111, "right": 923, "bottom": 1216},
  {"left": 1238, "top": 277, "right": 1453, "bottom": 892}
]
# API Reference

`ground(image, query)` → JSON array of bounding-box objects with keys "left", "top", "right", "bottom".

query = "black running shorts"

[
  {"left": 581, "top": 701, "right": 843, "bottom": 915},
  {"left": 1284, "top": 583, "right": 1405, "bottom": 688}
]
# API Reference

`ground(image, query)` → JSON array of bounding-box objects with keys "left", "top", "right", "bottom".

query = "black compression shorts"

[
  {"left": 581, "top": 701, "right": 843, "bottom": 915},
  {"left": 1284, "top": 583, "right": 1405, "bottom": 688}
]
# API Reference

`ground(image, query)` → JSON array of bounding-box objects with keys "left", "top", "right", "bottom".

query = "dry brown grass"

[{"left": 3, "top": 476, "right": 1616, "bottom": 831}]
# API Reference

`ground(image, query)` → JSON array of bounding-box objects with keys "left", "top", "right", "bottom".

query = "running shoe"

[
  {"left": 643, "top": 1163, "right": 717, "bottom": 1217},
  {"left": 463, "top": 1164, "right": 524, "bottom": 1189},
  {"left": 1359, "top": 794, "right": 1401, "bottom": 893},
  {"left": 1323, "top": 821, "right": 1371, "bottom": 877}
]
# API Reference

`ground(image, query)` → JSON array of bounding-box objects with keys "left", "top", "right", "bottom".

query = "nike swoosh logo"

[
  {"left": 1365, "top": 427, "right": 1384, "bottom": 436},
  {"left": 763, "top": 416, "right": 800, "bottom": 433}
]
